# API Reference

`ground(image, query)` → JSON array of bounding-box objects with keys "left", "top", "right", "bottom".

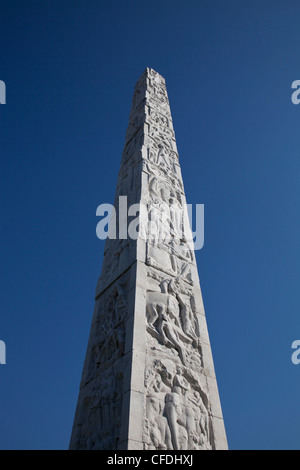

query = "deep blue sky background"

[{"left": 1, "top": 0, "right": 300, "bottom": 450}]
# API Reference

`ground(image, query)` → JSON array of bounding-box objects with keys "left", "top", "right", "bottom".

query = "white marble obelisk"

[{"left": 69, "top": 68, "right": 227, "bottom": 450}]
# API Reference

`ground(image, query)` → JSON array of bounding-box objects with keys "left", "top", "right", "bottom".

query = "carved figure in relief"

[
  {"left": 169, "top": 196, "right": 182, "bottom": 238},
  {"left": 170, "top": 256, "right": 192, "bottom": 283},
  {"left": 92, "top": 282, "right": 127, "bottom": 372},
  {"left": 165, "top": 369, "right": 189, "bottom": 449},
  {"left": 145, "top": 360, "right": 213, "bottom": 450},
  {"left": 149, "top": 125, "right": 174, "bottom": 151},
  {"left": 149, "top": 176, "right": 160, "bottom": 201},
  {"left": 146, "top": 298, "right": 187, "bottom": 366},
  {"left": 148, "top": 200, "right": 172, "bottom": 245},
  {"left": 146, "top": 238, "right": 193, "bottom": 283},
  {"left": 146, "top": 278, "right": 196, "bottom": 365},
  {"left": 177, "top": 294, "right": 198, "bottom": 345},
  {"left": 153, "top": 85, "right": 169, "bottom": 105},
  {"left": 145, "top": 396, "right": 172, "bottom": 450},
  {"left": 169, "top": 239, "right": 194, "bottom": 283},
  {"left": 170, "top": 239, "right": 194, "bottom": 264},
  {"left": 156, "top": 144, "right": 170, "bottom": 170},
  {"left": 151, "top": 113, "right": 170, "bottom": 133},
  {"left": 146, "top": 273, "right": 204, "bottom": 369},
  {"left": 159, "top": 199, "right": 173, "bottom": 242},
  {"left": 148, "top": 202, "right": 161, "bottom": 245},
  {"left": 191, "top": 391, "right": 211, "bottom": 449},
  {"left": 143, "top": 147, "right": 184, "bottom": 198},
  {"left": 75, "top": 369, "right": 123, "bottom": 450},
  {"left": 112, "top": 283, "right": 127, "bottom": 357}
]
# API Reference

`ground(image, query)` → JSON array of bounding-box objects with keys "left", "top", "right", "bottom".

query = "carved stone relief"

[
  {"left": 73, "top": 367, "right": 123, "bottom": 450},
  {"left": 145, "top": 270, "right": 202, "bottom": 370},
  {"left": 84, "top": 279, "right": 129, "bottom": 386},
  {"left": 144, "top": 359, "right": 213, "bottom": 450}
]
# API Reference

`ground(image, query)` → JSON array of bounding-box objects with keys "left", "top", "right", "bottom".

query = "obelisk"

[{"left": 69, "top": 68, "right": 227, "bottom": 450}]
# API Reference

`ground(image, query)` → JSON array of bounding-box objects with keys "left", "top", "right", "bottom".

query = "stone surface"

[{"left": 69, "top": 68, "right": 228, "bottom": 450}]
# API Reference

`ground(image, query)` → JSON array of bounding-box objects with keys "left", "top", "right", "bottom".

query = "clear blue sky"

[{"left": 1, "top": 0, "right": 300, "bottom": 450}]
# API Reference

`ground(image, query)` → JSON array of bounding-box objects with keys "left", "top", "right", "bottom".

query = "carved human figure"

[
  {"left": 164, "top": 366, "right": 191, "bottom": 449},
  {"left": 145, "top": 358, "right": 213, "bottom": 450},
  {"left": 112, "top": 283, "right": 127, "bottom": 357},
  {"left": 170, "top": 256, "right": 192, "bottom": 283},
  {"left": 170, "top": 239, "right": 194, "bottom": 264},
  {"left": 148, "top": 202, "right": 161, "bottom": 245},
  {"left": 158, "top": 199, "right": 172, "bottom": 244},
  {"left": 149, "top": 125, "right": 173, "bottom": 151},
  {"left": 146, "top": 283, "right": 190, "bottom": 365},
  {"left": 148, "top": 199, "right": 172, "bottom": 245},
  {"left": 146, "top": 396, "right": 172, "bottom": 450},
  {"left": 165, "top": 366, "right": 208, "bottom": 450},
  {"left": 157, "top": 303, "right": 187, "bottom": 365},
  {"left": 156, "top": 145, "right": 169, "bottom": 170},
  {"left": 149, "top": 176, "right": 160, "bottom": 201},
  {"left": 147, "top": 276, "right": 200, "bottom": 364},
  {"left": 92, "top": 284, "right": 127, "bottom": 370},
  {"left": 169, "top": 196, "right": 182, "bottom": 238},
  {"left": 177, "top": 294, "right": 198, "bottom": 345},
  {"left": 191, "top": 391, "right": 211, "bottom": 449}
]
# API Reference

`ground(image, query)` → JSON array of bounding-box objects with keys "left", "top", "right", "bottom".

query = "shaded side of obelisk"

[{"left": 69, "top": 68, "right": 227, "bottom": 450}]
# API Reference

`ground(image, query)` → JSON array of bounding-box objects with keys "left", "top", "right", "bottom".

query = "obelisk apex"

[{"left": 69, "top": 68, "right": 227, "bottom": 450}]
